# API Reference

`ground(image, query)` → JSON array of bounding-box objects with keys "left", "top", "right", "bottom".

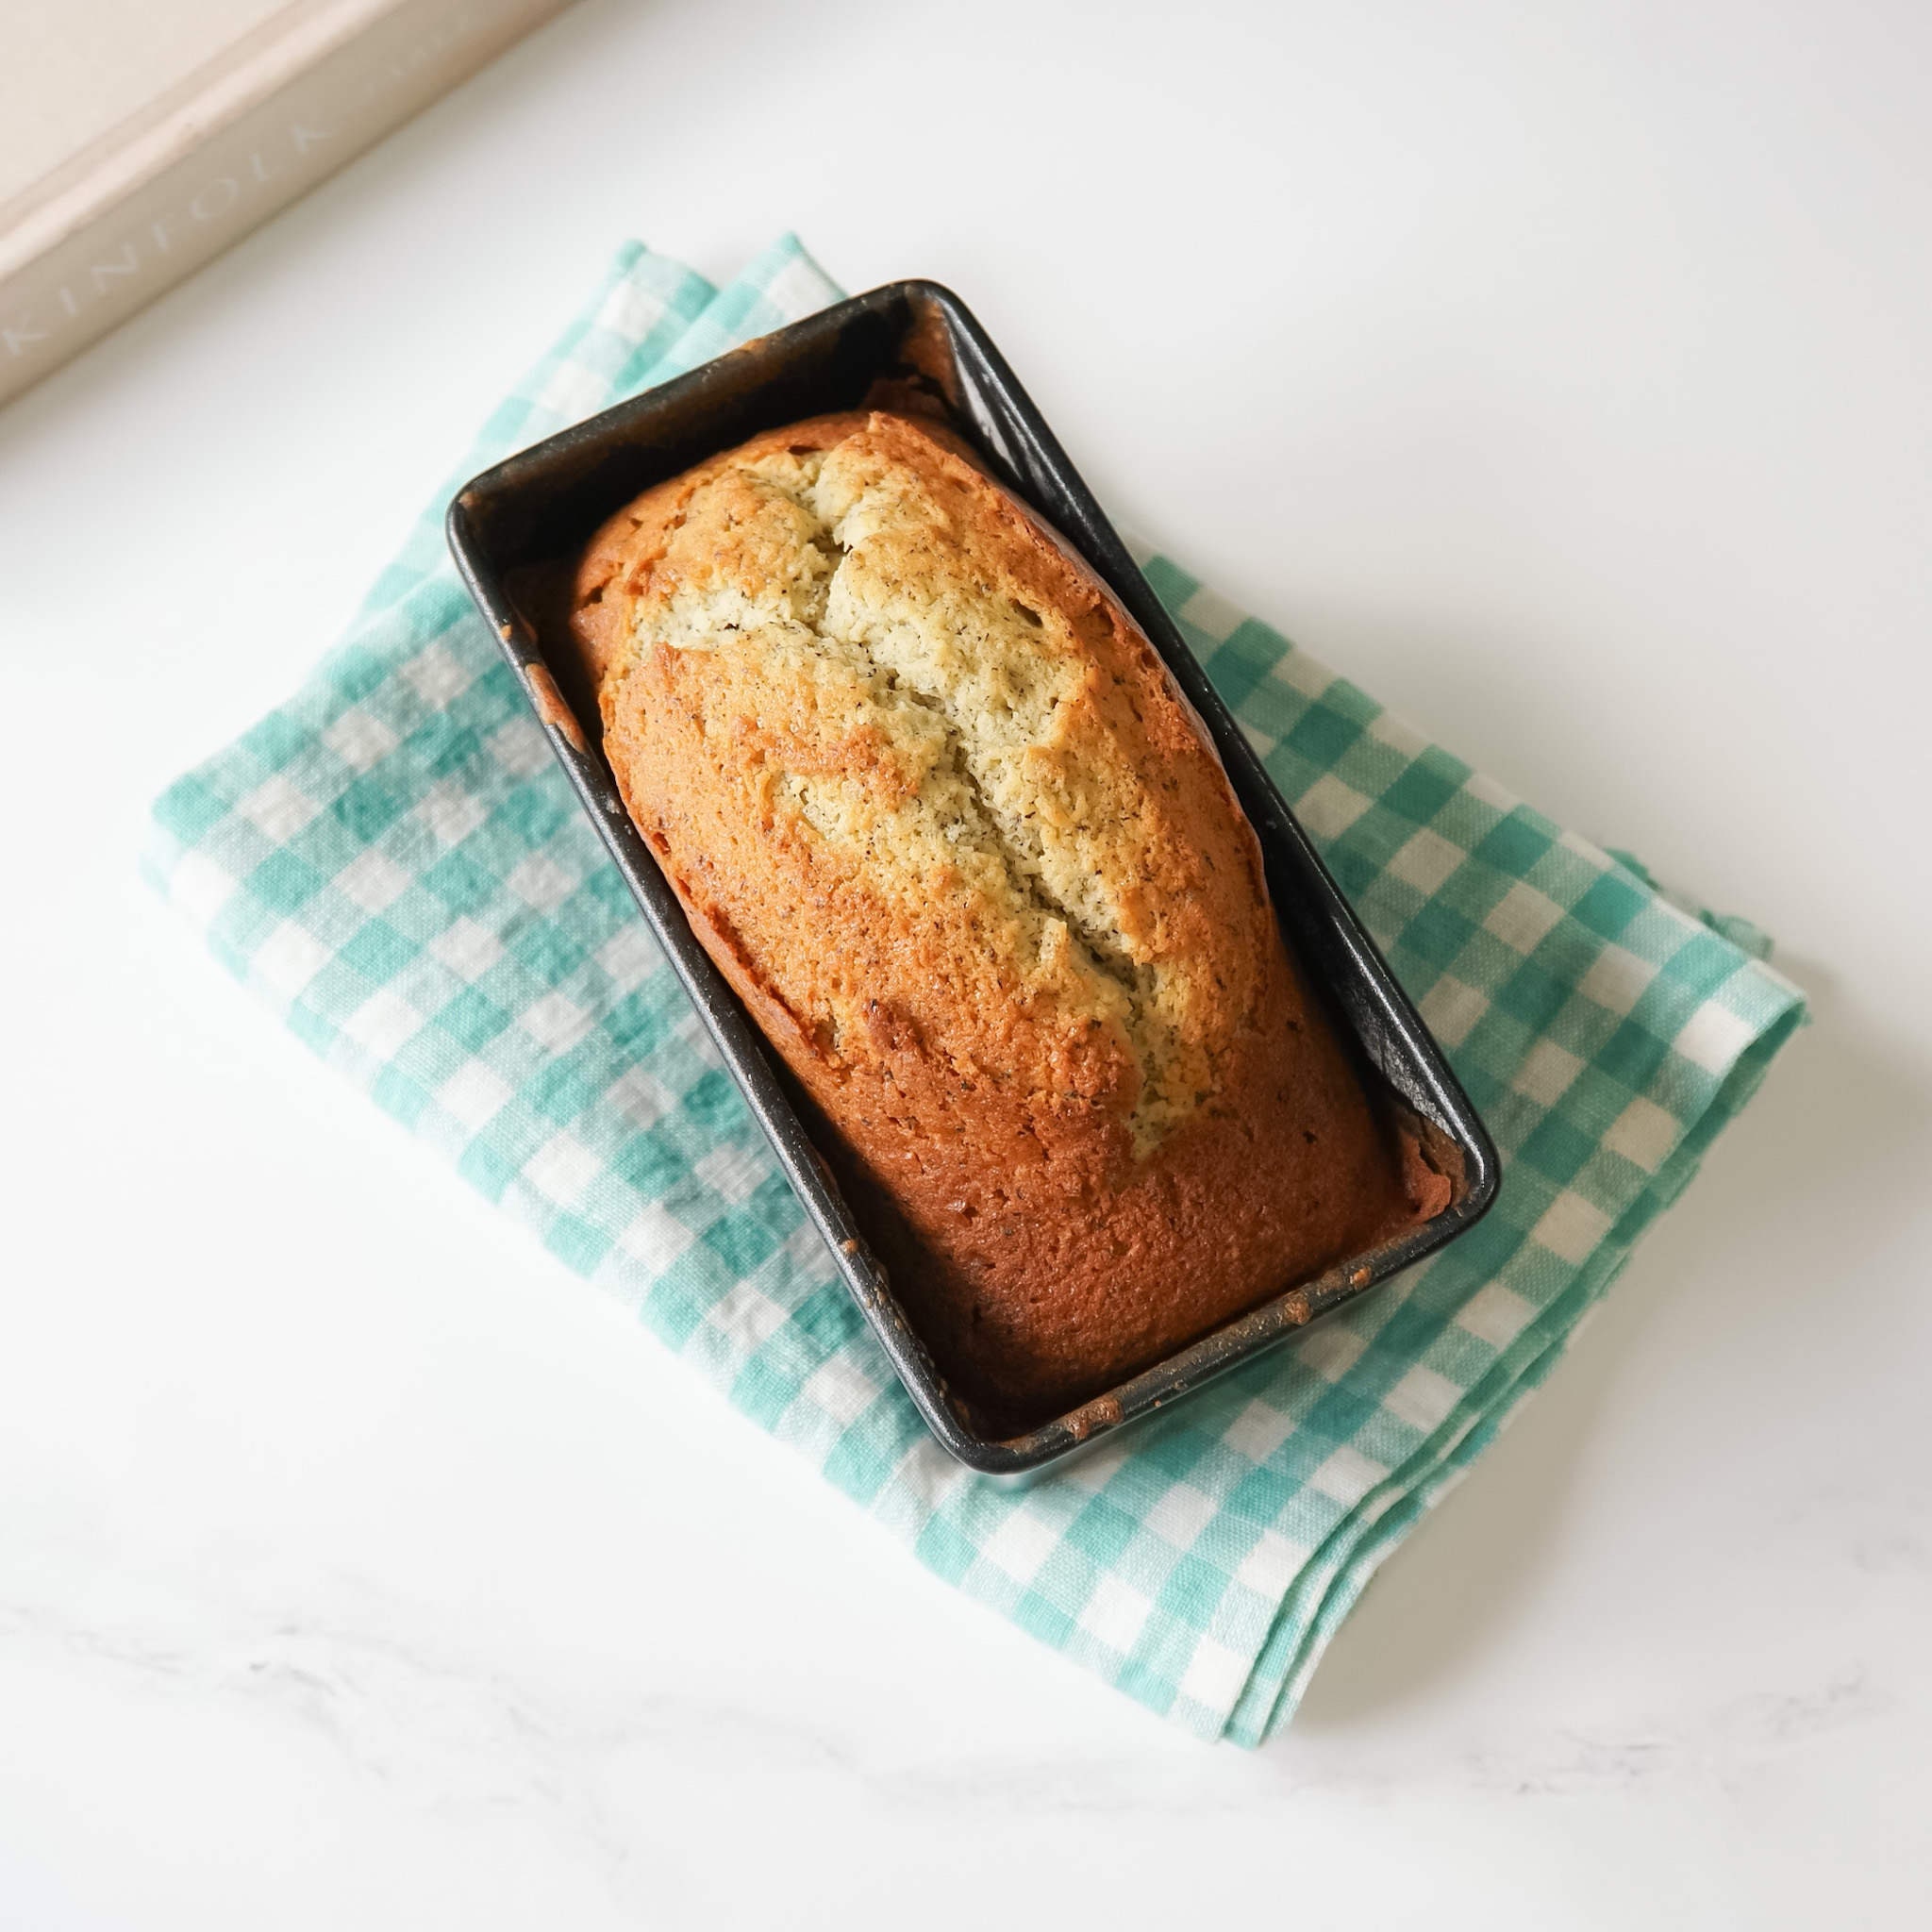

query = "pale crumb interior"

[{"left": 631, "top": 441, "right": 1198, "bottom": 1147}]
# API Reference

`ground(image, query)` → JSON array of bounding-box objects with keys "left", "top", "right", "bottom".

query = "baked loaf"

[{"left": 572, "top": 409, "right": 1422, "bottom": 1422}]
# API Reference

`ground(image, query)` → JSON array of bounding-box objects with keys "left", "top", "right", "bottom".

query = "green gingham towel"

[{"left": 144, "top": 234, "right": 1806, "bottom": 1745}]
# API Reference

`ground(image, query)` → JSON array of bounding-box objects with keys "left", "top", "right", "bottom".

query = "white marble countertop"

[{"left": 4, "top": 1, "right": 1928, "bottom": 1924}]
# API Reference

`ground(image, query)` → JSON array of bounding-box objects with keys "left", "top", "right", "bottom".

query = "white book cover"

[{"left": 0, "top": 0, "right": 575, "bottom": 408}]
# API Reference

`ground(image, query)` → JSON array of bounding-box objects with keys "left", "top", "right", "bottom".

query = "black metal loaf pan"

[{"left": 446, "top": 280, "right": 1500, "bottom": 1482}]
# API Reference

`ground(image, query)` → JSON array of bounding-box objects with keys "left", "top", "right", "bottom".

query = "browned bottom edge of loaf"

[{"left": 812, "top": 1081, "right": 1453, "bottom": 1440}]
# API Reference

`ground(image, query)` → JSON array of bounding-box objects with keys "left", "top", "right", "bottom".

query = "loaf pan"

[{"left": 445, "top": 280, "right": 1500, "bottom": 1482}]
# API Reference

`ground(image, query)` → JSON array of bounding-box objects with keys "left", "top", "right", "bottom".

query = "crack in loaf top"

[{"left": 573, "top": 409, "right": 1283, "bottom": 1159}]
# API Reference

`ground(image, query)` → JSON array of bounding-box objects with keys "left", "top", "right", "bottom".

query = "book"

[{"left": 0, "top": 0, "right": 575, "bottom": 409}]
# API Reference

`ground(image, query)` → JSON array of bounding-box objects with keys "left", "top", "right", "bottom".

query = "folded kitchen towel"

[{"left": 144, "top": 233, "right": 1807, "bottom": 1744}]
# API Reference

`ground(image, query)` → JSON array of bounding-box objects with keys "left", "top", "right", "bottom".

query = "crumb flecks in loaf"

[
  {"left": 618, "top": 434, "right": 1207, "bottom": 1145},
  {"left": 577, "top": 410, "right": 1415, "bottom": 1418},
  {"left": 809, "top": 441, "right": 1199, "bottom": 1142}
]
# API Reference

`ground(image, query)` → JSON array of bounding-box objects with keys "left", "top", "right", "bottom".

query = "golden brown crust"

[{"left": 570, "top": 410, "right": 1419, "bottom": 1421}]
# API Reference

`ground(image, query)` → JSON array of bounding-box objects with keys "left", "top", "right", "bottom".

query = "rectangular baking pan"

[{"left": 446, "top": 280, "right": 1501, "bottom": 1482}]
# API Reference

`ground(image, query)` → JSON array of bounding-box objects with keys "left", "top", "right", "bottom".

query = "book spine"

[{"left": 0, "top": 0, "right": 573, "bottom": 409}]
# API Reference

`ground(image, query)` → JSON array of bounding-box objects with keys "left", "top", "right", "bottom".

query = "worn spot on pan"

[
  {"left": 1061, "top": 1392, "right": 1124, "bottom": 1443},
  {"left": 525, "top": 661, "right": 588, "bottom": 754}
]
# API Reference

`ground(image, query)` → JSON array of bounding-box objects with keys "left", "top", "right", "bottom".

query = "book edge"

[
  {"left": 0, "top": 0, "right": 409, "bottom": 270},
  {"left": 0, "top": 0, "right": 574, "bottom": 408}
]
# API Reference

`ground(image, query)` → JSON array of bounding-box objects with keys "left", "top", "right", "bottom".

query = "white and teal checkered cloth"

[{"left": 145, "top": 234, "right": 1806, "bottom": 1744}]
